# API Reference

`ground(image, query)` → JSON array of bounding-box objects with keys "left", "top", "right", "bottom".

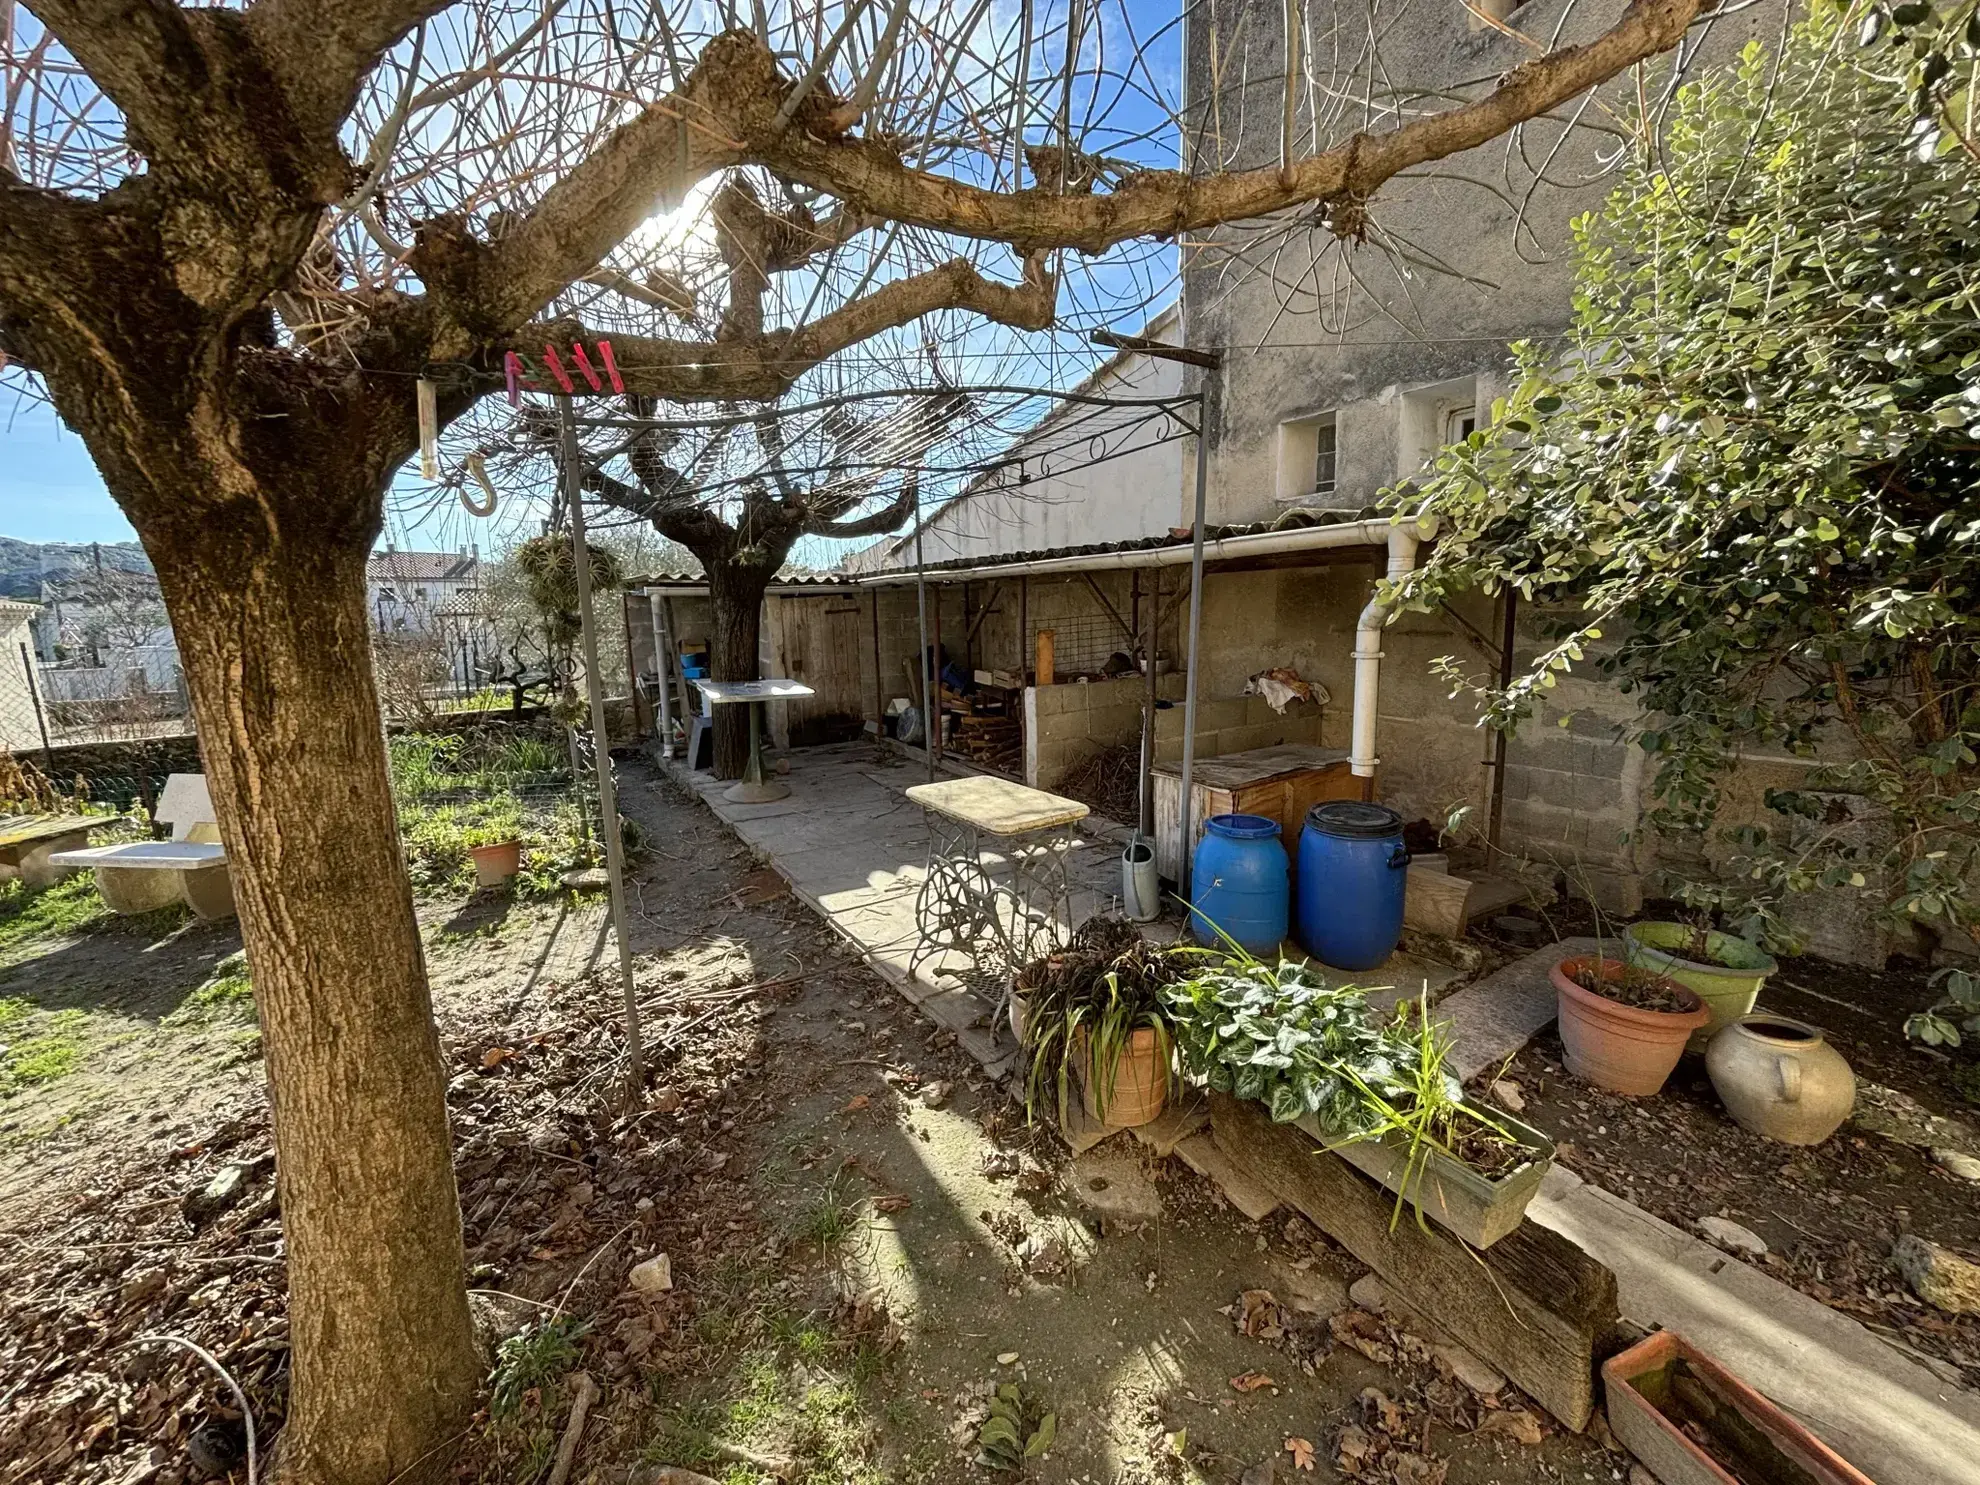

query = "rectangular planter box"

[
  {"left": 1602, "top": 1330, "right": 1875, "bottom": 1485},
  {"left": 1295, "top": 1100, "right": 1554, "bottom": 1249}
]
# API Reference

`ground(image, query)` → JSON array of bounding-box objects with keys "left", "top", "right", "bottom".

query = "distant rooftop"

[{"left": 368, "top": 550, "right": 480, "bottom": 583}]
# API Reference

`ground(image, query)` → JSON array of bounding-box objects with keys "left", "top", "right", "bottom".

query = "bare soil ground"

[
  {"left": 1475, "top": 912, "right": 1980, "bottom": 1390},
  {"left": 0, "top": 767, "right": 1627, "bottom": 1485}
]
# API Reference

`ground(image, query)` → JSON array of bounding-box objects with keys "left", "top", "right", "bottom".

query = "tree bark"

[
  {"left": 148, "top": 488, "right": 481, "bottom": 1485},
  {"left": 706, "top": 558, "right": 773, "bottom": 779}
]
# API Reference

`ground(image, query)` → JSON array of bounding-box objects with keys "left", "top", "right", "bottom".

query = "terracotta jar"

[{"left": 1706, "top": 1014, "right": 1856, "bottom": 1145}]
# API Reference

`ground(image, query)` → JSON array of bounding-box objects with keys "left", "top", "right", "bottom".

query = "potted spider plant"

[
  {"left": 1162, "top": 951, "right": 1552, "bottom": 1247},
  {"left": 1318, "top": 1001, "right": 1556, "bottom": 1248},
  {"left": 1018, "top": 917, "right": 1184, "bottom": 1129}
]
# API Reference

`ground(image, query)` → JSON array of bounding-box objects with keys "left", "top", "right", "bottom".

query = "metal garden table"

[
  {"left": 903, "top": 776, "right": 1089, "bottom": 983},
  {"left": 694, "top": 678, "right": 815, "bottom": 804}
]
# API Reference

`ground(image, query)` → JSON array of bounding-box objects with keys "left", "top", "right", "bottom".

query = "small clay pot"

[
  {"left": 469, "top": 839, "right": 522, "bottom": 887},
  {"left": 1706, "top": 1014, "right": 1856, "bottom": 1145},
  {"left": 1080, "top": 1025, "right": 1170, "bottom": 1128},
  {"left": 1551, "top": 956, "right": 1709, "bottom": 1097}
]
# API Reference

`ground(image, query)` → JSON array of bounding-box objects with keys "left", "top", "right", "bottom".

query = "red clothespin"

[
  {"left": 541, "top": 343, "right": 575, "bottom": 395},
  {"left": 570, "top": 342, "right": 604, "bottom": 393},
  {"left": 596, "top": 340, "right": 625, "bottom": 396},
  {"left": 503, "top": 351, "right": 526, "bottom": 407}
]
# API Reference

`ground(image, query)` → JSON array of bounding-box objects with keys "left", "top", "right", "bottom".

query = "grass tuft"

[
  {"left": 165, "top": 953, "right": 255, "bottom": 1025},
  {"left": 788, "top": 1177, "right": 859, "bottom": 1252}
]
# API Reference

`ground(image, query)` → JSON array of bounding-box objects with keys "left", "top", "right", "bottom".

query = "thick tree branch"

[
  {"left": 410, "top": 34, "right": 791, "bottom": 351},
  {"left": 746, "top": 0, "right": 1709, "bottom": 254},
  {"left": 28, "top": 0, "right": 207, "bottom": 164},
  {"left": 809, "top": 477, "right": 919, "bottom": 539},
  {"left": 249, "top": 0, "right": 459, "bottom": 137},
  {"left": 525, "top": 253, "right": 1053, "bottom": 402}
]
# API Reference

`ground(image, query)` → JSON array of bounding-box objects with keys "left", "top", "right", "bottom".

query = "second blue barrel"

[
  {"left": 1189, "top": 813, "right": 1289, "bottom": 955},
  {"left": 1297, "top": 801, "right": 1408, "bottom": 970}
]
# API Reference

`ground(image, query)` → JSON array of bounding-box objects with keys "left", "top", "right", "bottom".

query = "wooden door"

[{"left": 775, "top": 596, "right": 867, "bottom": 746}]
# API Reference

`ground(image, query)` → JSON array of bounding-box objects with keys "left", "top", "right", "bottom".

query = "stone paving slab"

[{"left": 1430, "top": 937, "right": 1597, "bottom": 1082}]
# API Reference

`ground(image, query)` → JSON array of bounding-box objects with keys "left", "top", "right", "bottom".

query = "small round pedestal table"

[{"left": 693, "top": 678, "right": 817, "bottom": 803}]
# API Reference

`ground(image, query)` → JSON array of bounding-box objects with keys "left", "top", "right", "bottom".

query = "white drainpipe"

[{"left": 1350, "top": 511, "right": 1439, "bottom": 779}]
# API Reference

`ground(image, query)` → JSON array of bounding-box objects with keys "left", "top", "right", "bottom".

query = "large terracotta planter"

[
  {"left": 1080, "top": 1026, "right": 1171, "bottom": 1128},
  {"left": 1706, "top": 1014, "right": 1855, "bottom": 1145},
  {"left": 1603, "top": 1329, "right": 1874, "bottom": 1485},
  {"left": 1622, "top": 922, "right": 1778, "bottom": 1053},
  {"left": 1552, "top": 956, "right": 1709, "bottom": 1096}
]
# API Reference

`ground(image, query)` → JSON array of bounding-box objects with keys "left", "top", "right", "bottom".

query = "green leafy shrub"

[
  {"left": 1909, "top": 966, "right": 1980, "bottom": 1047},
  {"left": 1397, "top": 6, "right": 1980, "bottom": 972}
]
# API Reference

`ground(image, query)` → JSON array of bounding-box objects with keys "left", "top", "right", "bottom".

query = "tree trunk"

[
  {"left": 149, "top": 496, "right": 482, "bottom": 1485},
  {"left": 706, "top": 560, "right": 773, "bottom": 778}
]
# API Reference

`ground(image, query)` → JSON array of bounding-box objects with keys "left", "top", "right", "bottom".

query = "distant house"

[
  {"left": 367, "top": 547, "right": 495, "bottom": 693},
  {"left": 1, "top": 600, "right": 42, "bottom": 751},
  {"left": 34, "top": 566, "right": 183, "bottom": 704},
  {"left": 366, "top": 547, "right": 484, "bottom": 634}
]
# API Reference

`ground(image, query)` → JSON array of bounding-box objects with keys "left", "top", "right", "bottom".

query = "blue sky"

[{"left": 1, "top": 397, "right": 136, "bottom": 545}]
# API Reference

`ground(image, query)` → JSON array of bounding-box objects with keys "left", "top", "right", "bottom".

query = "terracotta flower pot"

[
  {"left": 469, "top": 839, "right": 523, "bottom": 887},
  {"left": 1080, "top": 1025, "right": 1170, "bottom": 1128},
  {"left": 1552, "top": 956, "right": 1709, "bottom": 1097}
]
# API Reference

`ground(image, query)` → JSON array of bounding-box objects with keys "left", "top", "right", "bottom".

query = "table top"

[
  {"left": 695, "top": 679, "right": 817, "bottom": 703},
  {"left": 50, "top": 841, "right": 226, "bottom": 869},
  {"left": 906, "top": 776, "right": 1089, "bottom": 836},
  {"left": 1151, "top": 743, "right": 1351, "bottom": 789},
  {"left": 0, "top": 814, "right": 121, "bottom": 851}
]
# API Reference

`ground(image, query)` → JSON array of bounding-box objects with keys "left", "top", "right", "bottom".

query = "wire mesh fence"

[{"left": 2, "top": 635, "right": 194, "bottom": 757}]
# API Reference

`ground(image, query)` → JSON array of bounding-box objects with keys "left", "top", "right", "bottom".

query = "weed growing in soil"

[
  {"left": 646, "top": 1299, "right": 891, "bottom": 1485},
  {"left": 789, "top": 1177, "right": 859, "bottom": 1251},
  {"left": 1, "top": 1008, "right": 88, "bottom": 1094},
  {"left": 165, "top": 954, "right": 255, "bottom": 1025},
  {"left": 491, "top": 1316, "right": 588, "bottom": 1418}
]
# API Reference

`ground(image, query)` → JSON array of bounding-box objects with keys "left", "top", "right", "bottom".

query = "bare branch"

[
  {"left": 809, "top": 476, "right": 918, "bottom": 539},
  {"left": 751, "top": 0, "right": 1706, "bottom": 254}
]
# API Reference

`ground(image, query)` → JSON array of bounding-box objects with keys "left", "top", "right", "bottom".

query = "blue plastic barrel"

[
  {"left": 1296, "top": 801, "right": 1409, "bottom": 970},
  {"left": 1190, "top": 813, "right": 1290, "bottom": 955}
]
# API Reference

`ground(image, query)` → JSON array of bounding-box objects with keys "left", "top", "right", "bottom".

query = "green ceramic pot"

[{"left": 1621, "top": 922, "right": 1778, "bottom": 1053}]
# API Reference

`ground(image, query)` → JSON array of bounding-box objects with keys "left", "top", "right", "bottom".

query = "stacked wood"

[{"left": 954, "top": 713, "right": 1020, "bottom": 770}]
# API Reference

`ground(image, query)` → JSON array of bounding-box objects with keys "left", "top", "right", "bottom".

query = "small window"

[
  {"left": 1313, "top": 417, "right": 1338, "bottom": 495},
  {"left": 1445, "top": 406, "right": 1478, "bottom": 444}
]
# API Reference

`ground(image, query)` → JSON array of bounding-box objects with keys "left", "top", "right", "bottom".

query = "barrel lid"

[
  {"left": 1306, "top": 801, "right": 1403, "bottom": 839},
  {"left": 1205, "top": 812, "right": 1282, "bottom": 840}
]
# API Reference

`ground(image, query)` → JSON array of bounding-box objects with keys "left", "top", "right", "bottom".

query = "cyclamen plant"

[{"left": 1159, "top": 958, "right": 1453, "bottom": 1131}]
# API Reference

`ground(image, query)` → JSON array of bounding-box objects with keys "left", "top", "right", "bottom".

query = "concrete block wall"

[{"left": 1023, "top": 672, "right": 1326, "bottom": 791}]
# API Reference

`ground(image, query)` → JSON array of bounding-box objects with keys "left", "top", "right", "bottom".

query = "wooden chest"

[{"left": 1152, "top": 744, "right": 1363, "bottom": 882}]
